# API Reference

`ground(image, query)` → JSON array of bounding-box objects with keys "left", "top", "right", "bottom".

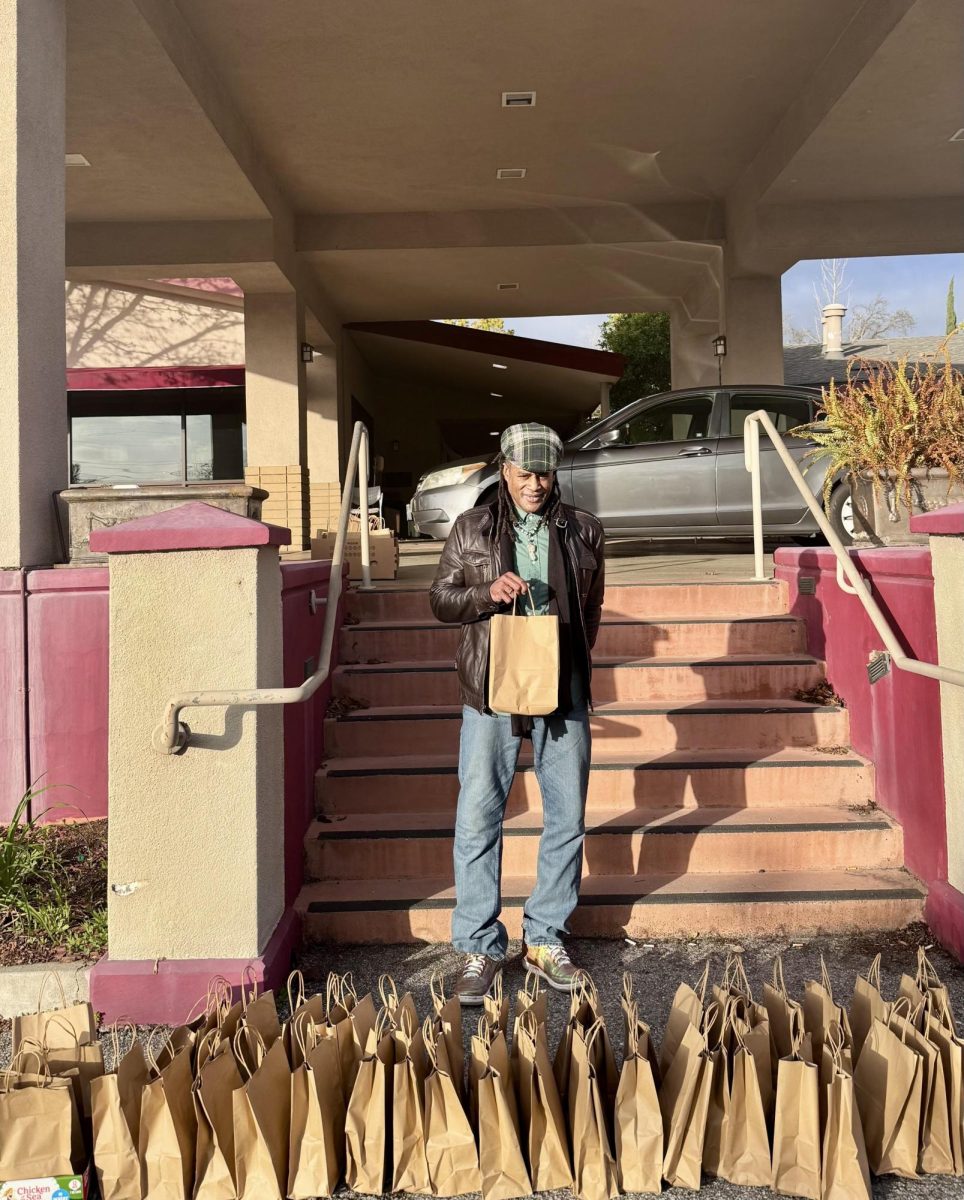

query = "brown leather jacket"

[{"left": 429, "top": 501, "right": 605, "bottom": 713}]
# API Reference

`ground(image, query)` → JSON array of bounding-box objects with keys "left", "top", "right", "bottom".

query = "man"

[{"left": 429, "top": 422, "right": 605, "bottom": 1002}]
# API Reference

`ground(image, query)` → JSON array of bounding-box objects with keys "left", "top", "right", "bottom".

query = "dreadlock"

[{"left": 494, "top": 455, "right": 565, "bottom": 544}]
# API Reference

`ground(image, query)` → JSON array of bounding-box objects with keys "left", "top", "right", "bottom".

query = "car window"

[
  {"left": 612, "top": 396, "right": 714, "bottom": 446},
  {"left": 728, "top": 395, "right": 813, "bottom": 437}
]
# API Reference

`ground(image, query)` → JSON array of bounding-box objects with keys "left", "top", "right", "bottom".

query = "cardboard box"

[
  {"left": 1, "top": 1163, "right": 91, "bottom": 1198},
  {"left": 311, "top": 528, "right": 398, "bottom": 580}
]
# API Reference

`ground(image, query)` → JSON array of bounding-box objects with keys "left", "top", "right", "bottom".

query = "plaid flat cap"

[{"left": 500, "top": 422, "right": 564, "bottom": 473}]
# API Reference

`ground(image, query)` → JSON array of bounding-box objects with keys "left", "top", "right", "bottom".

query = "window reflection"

[{"left": 71, "top": 413, "right": 182, "bottom": 485}]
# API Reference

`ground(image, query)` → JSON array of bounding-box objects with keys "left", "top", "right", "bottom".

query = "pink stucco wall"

[
  {"left": 775, "top": 545, "right": 963, "bottom": 955},
  {"left": 0, "top": 572, "right": 28, "bottom": 820}
]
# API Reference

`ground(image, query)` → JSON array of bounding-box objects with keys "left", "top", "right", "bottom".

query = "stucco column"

[
  {"left": 670, "top": 316, "right": 719, "bottom": 389},
  {"left": 87, "top": 502, "right": 296, "bottom": 1023},
  {"left": 306, "top": 347, "right": 341, "bottom": 534},
  {"left": 244, "top": 293, "right": 310, "bottom": 549},
  {"left": 910, "top": 505, "right": 964, "bottom": 901},
  {"left": 722, "top": 271, "right": 784, "bottom": 385},
  {"left": 0, "top": 0, "right": 67, "bottom": 568}
]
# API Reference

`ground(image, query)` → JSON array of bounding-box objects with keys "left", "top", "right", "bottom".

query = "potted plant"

[{"left": 792, "top": 349, "right": 964, "bottom": 546}]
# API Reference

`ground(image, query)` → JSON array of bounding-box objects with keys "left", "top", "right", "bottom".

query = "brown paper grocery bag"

[
  {"left": 288, "top": 1016, "right": 346, "bottom": 1198},
  {"left": 915, "top": 946, "right": 958, "bottom": 1031},
  {"left": 510, "top": 972, "right": 548, "bottom": 1079},
  {"left": 926, "top": 997, "right": 964, "bottom": 1175},
  {"left": 515, "top": 1009, "right": 572, "bottom": 1191},
  {"left": 569, "top": 1019, "right": 619, "bottom": 1200},
  {"left": 821, "top": 1029, "right": 872, "bottom": 1200},
  {"left": 771, "top": 1014, "right": 822, "bottom": 1200},
  {"left": 389, "top": 1007, "right": 431, "bottom": 1195},
  {"left": 139, "top": 1033, "right": 197, "bottom": 1200},
  {"left": 889, "top": 998, "right": 955, "bottom": 1175},
  {"left": 659, "top": 1006, "right": 715, "bottom": 1191},
  {"left": 41, "top": 1011, "right": 106, "bottom": 1121},
  {"left": 804, "top": 956, "right": 854, "bottom": 1063},
  {"left": 659, "top": 962, "right": 709, "bottom": 1080},
  {"left": 345, "top": 1010, "right": 393, "bottom": 1195},
  {"left": 193, "top": 1030, "right": 243, "bottom": 1200},
  {"left": 850, "top": 953, "right": 889, "bottom": 1065},
  {"left": 423, "top": 1019, "right": 482, "bottom": 1198},
  {"left": 90, "top": 1025, "right": 151, "bottom": 1200},
  {"left": 12, "top": 971, "right": 98, "bottom": 1054},
  {"left": 0, "top": 1062, "right": 79, "bottom": 1179},
  {"left": 488, "top": 593, "right": 560, "bottom": 716},
  {"left": 555, "top": 974, "right": 619, "bottom": 1111},
  {"left": 722, "top": 1025, "right": 771, "bottom": 1187},
  {"left": 430, "top": 971, "right": 466, "bottom": 1102},
  {"left": 615, "top": 994, "right": 662, "bottom": 1195},
  {"left": 476, "top": 1020, "right": 532, "bottom": 1200},
  {"left": 853, "top": 1015, "right": 921, "bottom": 1178},
  {"left": 231, "top": 1028, "right": 291, "bottom": 1200},
  {"left": 324, "top": 972, "right": 375, "bottom": 1099}
]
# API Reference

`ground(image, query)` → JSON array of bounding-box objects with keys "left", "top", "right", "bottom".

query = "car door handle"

[{"left": 678, "top": 446, "right": 713, "bottom": 457}]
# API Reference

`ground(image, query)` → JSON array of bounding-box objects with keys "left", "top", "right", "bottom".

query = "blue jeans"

[{"left": 451, "top": 704, "right": 591, "bottom": 959}]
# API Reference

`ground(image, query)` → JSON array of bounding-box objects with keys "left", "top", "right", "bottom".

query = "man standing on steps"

[{"left": 429, "top": 422, "right": 605, "bottom": 1003}]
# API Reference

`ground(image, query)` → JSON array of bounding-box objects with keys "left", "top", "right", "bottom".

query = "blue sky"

[{"left": 503, "top": 253, "right": 964, "bottom": 348}]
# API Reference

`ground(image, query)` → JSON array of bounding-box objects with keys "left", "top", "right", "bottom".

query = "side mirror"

[{"left": 595, "top": 428, "right": 622, "bottom": 448}]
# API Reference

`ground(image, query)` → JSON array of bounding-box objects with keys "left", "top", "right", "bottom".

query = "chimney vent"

[{"left": 822, "top": 303, "right": 846, "bottom": 358}]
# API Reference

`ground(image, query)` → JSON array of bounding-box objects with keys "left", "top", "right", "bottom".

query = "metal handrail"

[
  {"left": 153, "top": 421, "right": 375, "bottom": 754},
  {"left": 744, "top": 409, "right": 964, "bottom": 690}
]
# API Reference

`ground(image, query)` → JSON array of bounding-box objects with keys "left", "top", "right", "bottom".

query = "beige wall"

[
  {"left": 65, "top": 282, "right": 244, "bottom": 368},
  {"left": 107, "top": 544, "right": 284, "bottom": 960},
  {"left": 306, "top": 348, "right": 339, "bottom": 482}
]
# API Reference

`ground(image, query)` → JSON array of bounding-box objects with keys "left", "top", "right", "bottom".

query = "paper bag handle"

[
  {"left": 621, "top": 972, "right": 635, "bottom": 1008},
  {"left": 429, "top": 970, "right": 447, "bottom": 1015},
  {"left": 772, "top": 955, "right": 789, "bottom": 999},
  {"left": 287, "top": 969, "right": 306, "bottom": 1016},
  {"left": 378, "top": 973, "right": 400, "bottom": 1012},
  {"left": 33, "top": 970, "right": 69, "bottom": 1016},
  {"left": 865, "top": 953, "right": 882, "bottom": 992}
]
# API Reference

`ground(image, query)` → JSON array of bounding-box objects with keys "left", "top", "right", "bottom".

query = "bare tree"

[{"left": 847, "top": 295, "right": 916, "bottom": 341}]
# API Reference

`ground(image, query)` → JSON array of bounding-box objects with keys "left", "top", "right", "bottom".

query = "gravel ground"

[{"left": 3, "top": 924, "right": 963, "bottom": 1199}]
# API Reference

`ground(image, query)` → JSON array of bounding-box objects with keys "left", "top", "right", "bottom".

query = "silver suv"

[{"left": 409, "top": 385, "right": 854, "bottom": 543}]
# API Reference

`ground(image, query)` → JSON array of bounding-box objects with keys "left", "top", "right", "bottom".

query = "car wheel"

[{"left": 827, "top": 483, "right": 855, "bottom": 546}]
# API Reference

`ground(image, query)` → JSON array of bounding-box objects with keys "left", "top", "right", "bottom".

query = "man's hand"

[{"left": 489, "top": 572, "right": 529, "bottom": 605}]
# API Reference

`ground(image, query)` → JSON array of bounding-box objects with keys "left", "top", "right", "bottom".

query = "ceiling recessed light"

[
  {"left": 502, "top": 91, "right": 536, "bottom": 108},
  {"left": 950, "top": 128, "right": 964, "bottom": 142},
  {"left": 496, "top": 167, "right": 527, "bottom": 180},
  {"left": 497, "top": 282, "right": 519, "bottom": 291},
  {"left": 492, "top": 363, "right": 508, "bottom": 369},
  {"left": 490, "top": 392, "right": 503, "bottom": 398},
  {"left": 65, "top": 154, "right": 90, "bottom": 166}
]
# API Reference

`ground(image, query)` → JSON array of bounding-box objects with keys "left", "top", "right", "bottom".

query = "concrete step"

[
  {"left": 338, "top": 615, "right": 807, "bottom": 665},
  {"left": 305, "top": 806, "right": 903, "bottom": 882},
  {"left": 325, "top": 699, "right": 850, "bottom": 758},
  {"left": 344, "top": 580, "right": 789, "bottom": 624},
  {"left": 316, "top": 747, "right": 874, "bottom": 814},
  {"left": 332, "top": 655, "right": 825, "bottom": 707},
  {"left": 297, "top": 867, "right": 925, "bottom": 943}
]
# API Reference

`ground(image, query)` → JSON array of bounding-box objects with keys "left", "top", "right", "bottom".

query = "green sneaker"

[{"left": 523, "top": 943, "right": 583, "bottom": 992}]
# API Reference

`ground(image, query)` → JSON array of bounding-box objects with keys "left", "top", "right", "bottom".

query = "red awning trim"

[{"left": 67, "top": 364, "right": 245, "bottom": 391}]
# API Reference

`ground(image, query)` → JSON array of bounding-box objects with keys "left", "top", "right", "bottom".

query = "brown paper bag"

[
  {"left": 482, "top": 968, "right": 510, "bottom": 1038},
  {"left": 659, "top": 1006, "right": 715, "bottom": 1191},
  {"left": 926, "top": 999, "right": 964, "bottom": 1176},
  {"left": 0, "top": 1059, "right": 80, "bottom": 1179},
  {"left": 555, "top": 974, "right": 619, "bottom": 1112},
  {"left": 139, "top": 1033, "right": 197, "bottom": 1200},
  {"left": 915, "top": 946, "right": 958, "bottom": 1032},
  {"left": 388, "top": 1007, "right": 431, "bottom": 1195},
  {"left": 722, "top": 1025, "right": 771, "bottom": 1187},
  {"left": 659, "top": 962, "right": 708, "bottom": 1080},
  {"left": 853, "top": 1015, "right": 921, "bottom": 1178},
  {"left": 90, "top": 1025, "right": 151, "bottom": 1200},
  {"left": 423, "top": 1019, "right": 482, "bottom": 1198},
  {"left": 765, "top": 955, "right": 799, "bottom": 1064},
  {"left": 231, "top": 1028, "right": 291, "bottom": 1200},
  {"left": 569, "top": 1019, "right": 619, "bottom": 1200},
  {"left": 488, "top": 594, "right": 560, "bottom": 715},
  {"left": 40, "top": 1011, "right": 106, "bottom": 1122},
  {"left": 821, "top": 1027, "right": 872, "bottom": 1200},
  {"left": 288, "top": 1015, "right": 346, "bottom": 1198},
  {"left": 515, "top": 1009, "right": 572, "bottom": 1191},
  {"left": 12, "top": 970, "right": 98, "bottom": 1054},
  {"left": 345, "top": 1009, "right": 393, "bottom": 1195},
  {"left": 430, "top": 970, "right": 466, "bottom": 1102},
  {"left": 889, "top": 998, "right": 955, "bottom": 1175},
  {"left": 615, "top": 992, "right": 662, "bottom": 1195},
  {"left": 804, "top": 956, "right": 854, "bottom": 1064},
  {"left": 850, "top": 953, "right": 889, "bottom": 1065},
  {"left": 510, "top": 972, "right": 548, "bottom": 1080},
  {"left": 193, "top": 1030, "right": 243, "bottom": 1200},
  {"left": 772, "top": 1012, "right": 822, "bottom": 1199},
  {"left": 477, "top": 1021, "right": 532, "bottom": 1200}
]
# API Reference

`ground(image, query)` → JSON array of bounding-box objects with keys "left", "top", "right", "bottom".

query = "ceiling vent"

[
  {"left": 497, "top": 282, "right": 520, "bottom": 291},
  {"left": 950, "top": 128, "right": 964, "bottom": 142},
  {"left": 502, "top": 91, "right": 536, "bottom": 108},
  {"left": 496, "top": 167, "right": 527, "bottom": 180}
]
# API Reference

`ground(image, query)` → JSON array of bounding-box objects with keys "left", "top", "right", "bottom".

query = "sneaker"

[
  {"left": 524, "top": 943, "right": 583, "bottom": 992},
  {"left": 454, "top": 953, "right": 503, "bottom": 1005}
]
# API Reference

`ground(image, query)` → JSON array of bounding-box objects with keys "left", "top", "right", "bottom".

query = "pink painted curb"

[
  {"left": 910, "top": 503, "right": 964, "bottom": 536},
  {"left": 89, "top": 908, "right": 301, "bottom": 1024},
  {"left": 89, "top": 501, "right": 291, "bottom": 553}
]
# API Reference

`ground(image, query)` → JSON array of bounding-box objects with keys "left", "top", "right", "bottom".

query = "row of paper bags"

[{"left": 1, "top": 948, "right": 962, "bottom": 1200}]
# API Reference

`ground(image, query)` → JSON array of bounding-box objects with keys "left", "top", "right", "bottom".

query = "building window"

[{"left": 68, "top": 387, "right": 246, "bottom": 486}]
